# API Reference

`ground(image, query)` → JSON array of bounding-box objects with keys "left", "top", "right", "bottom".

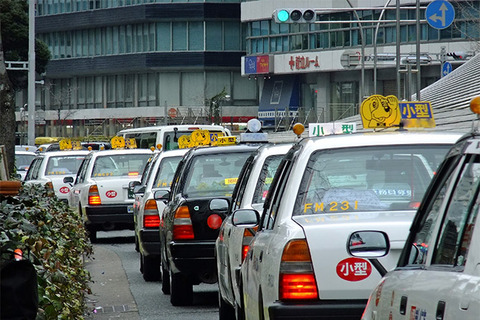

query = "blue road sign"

[
  {"left": 426, "top": 0, "right": 455, "bottom": 30},
  {"left": 442, "top": 61, "right": 452, "bottom": 77}
]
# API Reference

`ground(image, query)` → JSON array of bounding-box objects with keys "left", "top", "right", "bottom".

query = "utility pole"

[{"left": 27, "top": 0, "right": 36, "bottom": 145}]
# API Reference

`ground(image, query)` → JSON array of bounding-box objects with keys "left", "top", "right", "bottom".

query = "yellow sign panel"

[
  {"left": 72, "top": 140, "right": 83, "bottom": 150},
  {"left": 126, "top": 138, "right": 137, "bottom": 149},
  {"left": 111, "top": 136, "right": 126, "bottom": 149},
  {"left": 360, "top": 95, "right": 400, "bottom": 129},
  {"left": 217, "top": 136, "right": 237, "bottom": 146},
  {"left": 224, "top": 178, "right": 238, "bottom": 185},
  {"left": 59, "top": 139, "right": 73, "bottom": 150}
]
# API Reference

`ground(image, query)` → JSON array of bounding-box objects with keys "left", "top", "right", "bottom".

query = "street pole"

[
  {"left": 374, "top": 0, "right": 393, "bottom": 94},
  {"left": 27, "top": 0, "right": 35, "bottom": 145},
  {"left": 396, "top": 0, "right": 401, "bottom": 99},
  {"left": 415, "top": 0, "right": 421, "bottom": 100},
  {"left": 346, "top": 0, "right": 365, "bottom": 101}
]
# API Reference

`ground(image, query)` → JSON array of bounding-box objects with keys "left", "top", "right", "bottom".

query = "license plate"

[{"left": 127, "top": 205, "right": 134, "bottom": 213}]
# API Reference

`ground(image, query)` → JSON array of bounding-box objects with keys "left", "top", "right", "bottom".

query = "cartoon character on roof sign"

[
  {"left": 111, "top": 136, "right": 125, "bottom": 149},
  {"left": 360, "top": 95, "right": 400, "bottom": 129},
  {"left": 191, "top": 129, "right": 211, "bottom": 146},
  {"left": 178, "top": 135, "right": 191, "bottom": 149}
]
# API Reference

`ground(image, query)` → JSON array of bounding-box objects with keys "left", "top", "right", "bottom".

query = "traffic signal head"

[
  {"left": 273, "top": 9, "right": 316, "bottom": 23},
  {"left": 446, "top": 51, "right": 467, "bottom": 60}
]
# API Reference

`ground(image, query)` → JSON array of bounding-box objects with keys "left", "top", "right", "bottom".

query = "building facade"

[
  {"left": 241, "top": 0, "right": 480, "bottom": 128},
  {"left": 14, "top": 0, "right": 480, "bottom": 139},
  {"left": 16, "top": 0, "right": 258, "bottom": 140}
]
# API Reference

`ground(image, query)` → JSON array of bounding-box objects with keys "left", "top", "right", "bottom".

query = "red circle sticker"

[
  {"left": 207, "top": 214, "right": 223, "bottom": 230},
  {"left": 59, "top": 186, "right": 70, "bottom": 194},
  {"left": 106, "top": 190, "right": 117, "bottom": 198},
  {"left": 336, "top": 257, "right": 372, "bottom": 282}
]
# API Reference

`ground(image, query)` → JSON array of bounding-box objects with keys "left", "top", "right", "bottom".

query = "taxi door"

[{"left": 69, "top": 155, "right": 92, "bottom": 211}]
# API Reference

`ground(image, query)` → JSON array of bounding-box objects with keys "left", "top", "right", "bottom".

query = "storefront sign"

[{"left": 244, "top": 55, "right": 271, "bottom": 74}]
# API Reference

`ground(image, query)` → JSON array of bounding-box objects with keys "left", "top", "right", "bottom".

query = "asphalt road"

[{"left": 85, "top": 230, "right": 219, "bottom": 320}]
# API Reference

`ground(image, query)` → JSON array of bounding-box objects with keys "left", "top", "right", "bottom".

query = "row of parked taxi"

[{"left": 19, "top": 97, "right": 480, "bottom": 319}]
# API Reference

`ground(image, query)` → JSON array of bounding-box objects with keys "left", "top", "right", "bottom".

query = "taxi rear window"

[
  {"left": 45, "top": 156, "right": 86, "bottom": 175},
  {"left": 91, "top": 154, "right": 151, "bottom": 178},
  {"left": 183, "top": 152, "right": 250, "bottom": 197},
  {"left": 163, "top": 130, "right": 225, "bottom": 151},
  {"left": 294, "top": 145, "right": 452, "bottom": 215}
]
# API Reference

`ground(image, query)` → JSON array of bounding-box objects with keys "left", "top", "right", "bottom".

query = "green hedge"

[{"left": 0, "top": 183, "right": 93, "bottom": 319}]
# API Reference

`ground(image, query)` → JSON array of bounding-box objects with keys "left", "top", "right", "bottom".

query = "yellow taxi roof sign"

[
  {"left": 217, "top": 136, "right": 237, "bottom": 146},
  {"left": 111, "top": 136, "right": 126, "bottom": 149},
  {"left": 59, "top": 138, "right": 73, "bottom": 150},
  {"left": 360, "top": 95, "right": 401, "bottom": 129}
]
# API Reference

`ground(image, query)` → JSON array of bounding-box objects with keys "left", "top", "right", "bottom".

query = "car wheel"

[
  {"left": 143, "top": 255, "right": 161, "bottom": 282},
  {"left": 140, "top": 253, "right": 144, "bottom": 273},
  {"left": 170, "top": 271, "right": 192, "bottom": 306},
  {"left": 162, "top": 264, "right": 170, "bottom": 294},
  {"left": 218, "top": 292, "right": 235, "bottom": 320},
  {"left": 86, "top": 225, "right": 97, "bottom": 243},
  {"left": 134, "top": 234, "right": 139, "bottom": 252}
]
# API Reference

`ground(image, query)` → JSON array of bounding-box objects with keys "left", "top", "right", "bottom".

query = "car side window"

[
  {"left": 432, "top": 154, "right": 480, "bottom": 267},
  {"left": 25, "top": 158, "right": 42, "bottom": 180},
  {"left": 76, "top": 157, "right": 90, "bottom": 184},
  {"left": 403, "top": 155, "right": 460, "bottom": 266},
  {"left": 231, "top": 156, "right": 254, "bottom": 212}
]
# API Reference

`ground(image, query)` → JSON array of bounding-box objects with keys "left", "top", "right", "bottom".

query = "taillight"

[
  {"left": 88, "top": 185, "right": 102, "bottom": 205},
  {"left": 128, "top": 171, "right": 139, "bottom": 176},
  {"left": 144, "top": 199, "right": 160, "bottom": 228},
  {"left": 279, "top": 239, "right": 318, "bottom": 300},
  {"left": 173, "top": 206, "right": 194, "bottom": 240},
  {"left": 241, "top": 228, "right": 255, "bottom": 262}
]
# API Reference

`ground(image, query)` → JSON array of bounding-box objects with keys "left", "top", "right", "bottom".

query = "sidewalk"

[{"left": 84, "top": 245, "right": 141, "bottom": 320}]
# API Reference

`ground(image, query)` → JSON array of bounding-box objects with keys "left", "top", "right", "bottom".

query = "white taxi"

[
  {"left": 67, "top": 148, "right": 153, "bottom": 242},
  {"left": 232, "top": 130, "right": 463, "bottom": 320},
  {"left": 23, "top": 150, "right": 90, "bottom": 201},
  {"left": 216, "top": 143, "right": 292, "bottom": 319},
  {"left": 132, "top": 148, "right": 188, "bottom": 281},
  {"left": 354, "top": 97, "right": 480, "bottom": 320},
  {"left": 15, "top": 150, "right": 36, "bottom": 181}
]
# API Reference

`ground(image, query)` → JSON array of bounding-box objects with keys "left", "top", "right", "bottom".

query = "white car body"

[
  {"left": 237, "top": 131, "right": 464, "bottom": 320},
  {"left": 360, "top": 132, "right": 480, "bottom": 320},
  {"left": 68, "top": 148, "right": 153, "bottom": 241},
  {"left": 117, "top": 124, "right": 232, "bottom": 151},
  {"left": 23, "top": 150, "right": 90, "bottom": 201},
  {"left": 133, "top": 148, "right": 188, "bottom": 281},
  {"left": 216, "top": 143, "right": 292, "bottom": 318}
]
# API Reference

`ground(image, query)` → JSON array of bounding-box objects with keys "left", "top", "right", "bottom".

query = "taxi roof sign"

[
  {"left": 216, "top": 136, "right": 237, "bottom": 146},
  {"left": 59, "top": 138, "right": 73, "bottom": 150},
  {"left": 360, "top": 95, "right": 401, "bottom": 129},
  {"left": 399, "top": 101, "right": 435, "bottom": 128}
]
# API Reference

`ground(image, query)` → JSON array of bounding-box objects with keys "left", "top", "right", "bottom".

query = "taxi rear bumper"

[
  {"left": 268, "top": 299, "right": 367, "bottom": 320},
  {"left": 139, "top": 229, "right": 161, "bottom": 255},
  {"left": 85, "top": 204, "right": 134, "bottom": 229},
  {"left": 169, "top": 241, "right": 217, "bottom": 282}
]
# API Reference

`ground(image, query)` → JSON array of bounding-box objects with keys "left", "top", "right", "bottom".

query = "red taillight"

[
  {"left": 173, "top": 206, "right": 194, "bottom": 240},
  {"left": 241, "top": 228, "right": 256, "bottom": 262},
  {"left": 280, "top": 274, "right": 318, "bottom": 300},
  {"left": 144, "top": 199, "right": 160, "bottom": 228},
  {"left": 279, "top": 239, "right": 318, "bottom": 300},
  {"left": 408, "top": 201, "right": 421, "bottom": 209},
  {"left": 88, "top": 185, "right": 102, "bottom": 205},
  {"left": 128, "top": 171, "right": 139, "bottom": 176}
]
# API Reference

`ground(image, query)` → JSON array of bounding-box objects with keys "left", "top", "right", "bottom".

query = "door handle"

[
  {"left": 259, "top": 251, "right": 263, "bottom": 262},
  {"left": 436, "top": 301, "right": 446, "bottom": 320},
  {"left": 399, "top": 296, "right": 407, "bottom": 315}
]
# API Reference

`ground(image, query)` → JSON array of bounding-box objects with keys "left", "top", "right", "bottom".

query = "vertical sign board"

[
  {"left": 399, "top": 101, "right": 436, "bottom": 128},
  {"left": 442, "top": 61, "right": 452, "bottom": 77}
]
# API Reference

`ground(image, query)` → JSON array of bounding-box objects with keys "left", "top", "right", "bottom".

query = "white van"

[
  {"left": 117, "top": 125, "right": 231, "bottom": 151},
  {"left": 348, "top": 130, "right": 480, "bottom": 320}
]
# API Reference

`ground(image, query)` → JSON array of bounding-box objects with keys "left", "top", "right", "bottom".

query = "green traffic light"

[{"left": 277, "top": 9, "right": 289, "bottom": 22}]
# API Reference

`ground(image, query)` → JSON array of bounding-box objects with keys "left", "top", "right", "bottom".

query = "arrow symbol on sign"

[{"left": 429, "top": 3, "right": 448, "bottom": 26}]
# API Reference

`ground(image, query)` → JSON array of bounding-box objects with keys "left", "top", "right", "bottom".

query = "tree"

[{"left": 0, "top": 0, "right": 50, "bottom": 178}]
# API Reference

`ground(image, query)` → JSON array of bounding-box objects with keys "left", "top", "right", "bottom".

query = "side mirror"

[
  {"left": 347, "top": 231, "right": 390, "bottom": 258},
  {"left": 133, "top": 185, "right": 145, "bottom": 194},
  {"left": 63, "top": 176, "right": 74, "bottom": 184},
  {"left": 232, "top": 209, "right": 260, "bottom": 227},
  {"left": 129, "top": 180, "right": 141, "bottom": 190},
  {"left": 154, "top": 189, "right": 170, "bottom": 202},
  {"left": 209, "top": 198, "right": 229, "bottom": 211}
]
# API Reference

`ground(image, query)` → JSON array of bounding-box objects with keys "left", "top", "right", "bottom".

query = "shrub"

[{"left": 0, "top": 183, "right": 93, "bottom": 319}]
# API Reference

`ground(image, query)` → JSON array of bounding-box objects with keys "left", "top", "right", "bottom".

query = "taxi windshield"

[
  {"left": 91, "top": 154, "right": 151, "bottom": 178},
  {"left": 153, "top": 156, "right": 182, "bottom": 188},
  {"left": 294, "top": 144, "right": 452, "bottom": 215},
  {"left": 45, "top": 155, "right": 86, "bottom": 175},
  {"left": 15, "top": 154, "right": 35, "bottom": 171},
  {"left": 183, "top": 152, "right": 250, "bottom": 198}
]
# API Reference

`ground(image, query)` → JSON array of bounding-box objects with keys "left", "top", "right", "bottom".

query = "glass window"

[
  {"left": 138, "top": 74, "right": 147, "bottom": 106},
  {"left": 260, "top": 20, "right": 269, "bottom": 36},
  {"left": 156, "top": 22, "right": 171, "bottom": 51},
  {"left": 432, "top": 155, "right": 480, "bottom": 267},
  {"left": 173, "top": 22, "right": 187, "bottom": 51},
  {"left": 126, "top": 25, "right": 133, "bottom": 53},
  {"left": 293, "top": 145, "right": 454, "bottom": 216},
  {"left": 116, "top": 75, "right": 124, "bottom": 105},
  {"left": 95, "top": 76, "right": 102, "bottom": 107},
  {"left": 153, "top": 156, "right": 182, "bottom": 188},
  {"left": 95, "top": 28, "right": 102, "bottom": 55},
  {"left": 183, "top": 152, "right": 252, "bottom": 198},
  {"left": 125, "top": 75, "right": 134, "bottom": 108},
  {"left": 189, "top": 22, "right": 204, "bottom": 50},
  {"left": 159, "top": 73, "right": 180, "bottom": 106},
  {"left": 119, "top": 25, "right": 126, "bottom": 53},
  {"left": 206, "top": 21, "right": 222, "bottom": 50},
  {"left": 91, "top": 154, "right": 151, "bottom": 178},
  {"left": 251, "top": 21, "right": 260, "bottom": 36},
  {"left": 181, "top": 72, "right": 203, "bottom": 106},
  {"left": 252, "top": 155, "right": 284, "bottom": 203},
  {"left": 45, "top": 155, "right": 87, "bottom": 175},
  {"left": 224, "top": 21, "right": 240, "bottom": 50}
]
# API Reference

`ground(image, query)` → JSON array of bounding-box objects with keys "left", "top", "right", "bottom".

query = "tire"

[
  {"left": 142, "top": 255, "right": 161, "bottom": 282},
  {"left": 86, "top": 225, "right": 97, "bottom": 243},
  {"left": 218, "top": 292, "right": 236, "bottom": 320},
  {"left": 162, "top": 264, "right": 170, "bottom": 294},
  {"left": 140, "top": 253, "right": 144, "bottom": 273},
  {"left": 134, "top": 234, "right": 139, "bottom": 252},
  {"left": 170, "top": 271, "right": 193, "bottom": 306}
]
